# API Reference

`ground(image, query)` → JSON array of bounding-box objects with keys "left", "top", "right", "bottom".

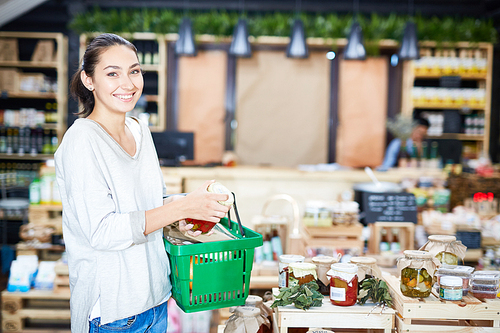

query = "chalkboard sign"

[{"left": 362, "top": 192, "right": 417, "bottom": 224}]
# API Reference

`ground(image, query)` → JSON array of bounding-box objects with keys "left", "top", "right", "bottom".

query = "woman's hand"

[{"left": 178, "top": 180, "right": 231, "bottom": 223}]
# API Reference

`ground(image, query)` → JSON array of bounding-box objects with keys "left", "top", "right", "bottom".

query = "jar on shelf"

[
  {"left": 419, "top": 235, "right": 467, "bottom": 265},
  {"left": 439, "top": 276, "right": 463, "bottom": 301},
  {"left": 278, "top": 254, "right": 304, "bottom": 288},
  {"left": 326, "top": 263, "right": 358, "bottom": 306},
  {"left": 398, "top": 250, "right": 440, "bottom": 298},
  {"left": 312, "top": 255, "right": 340, "bottom": 295},
  {"left": 288, "top": 262, "right": 317, "bottom": 287},
  {"left": 224, "top": 306, "right": 268, "bottom": 333},
  {"left": 434, "top": 265, "right": 474, "bottom": 296},
  {"left": 243, "top": 295, "right": 272, "bottom": 333},
  {"left": 349, "top": 256, "right": 382, "bottom": 282}
]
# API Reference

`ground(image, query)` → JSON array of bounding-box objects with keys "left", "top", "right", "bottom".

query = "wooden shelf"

[
  {"left": 144, "top": 95, "right": 158, "bottom": 103},
  {"left": 29, "top": 204, "right": 63, "bottom": 211},
  {"left": 2, "top": 91, "right": 57, "bottom": 99},
  {"left": 427, "top": 134, "right": 484, "bottom": 141},
  {"left": 0, "top": 61, "right": 59, "bottom": 69},
  {"left": 0, "top": 153, "right": 54, "bottom": 160},
  {"left": 141, "top": 64, "right": 160, "bottom": 72},
  {"left": 413, "top": 102, "right": 485, "bottom": 110},
  {"left": 414, "top": 73, "right": 487, "bottom": 80}
]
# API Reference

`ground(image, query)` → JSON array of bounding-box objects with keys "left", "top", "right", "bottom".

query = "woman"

[{"left": 55, "top": 33, "right": 230, "bottom": 332}]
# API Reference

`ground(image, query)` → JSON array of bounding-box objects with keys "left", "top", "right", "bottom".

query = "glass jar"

[
  {"left": 398, "top": 250, "right": 438, "bottom": 298},
  {"left": 419, "top": 235, "right": 466, "bottom": 265},
  {"left": 326, "top": 263, "right": 358, "bottom": 306},
  {"left": 439, "top": 276, "right": 463, "bottom": 301},
  {"left": 435, "top": 265, "right": 474, "bottom": 296},
  {"left": 312, "top": 256, "right": 339, "bottom": 295},
  {"left": 244, "top": 296, "right": 272, "bottom": 333},
  {"left": 349, "top": 256, "right": 382, "bottom": 282},
  {"left": 278, "top": 255, "right": 304, "bottom": 288},
  {"left": 224, "top": 307, "right": 267, "bottom": 333},
  {"left": 288, "top": 262, "right": 317, "bottom": 287}
]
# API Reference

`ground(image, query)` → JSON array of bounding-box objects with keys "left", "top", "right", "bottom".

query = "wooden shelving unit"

[
  {"left": 0, "top": 31, "right": 68, "bottom": 156},
  {"left": 80, "top": 32, "right": 167, "bottom": 132},
  {"left": 401, "top": 41, "right": 493, "bottom": 159}
]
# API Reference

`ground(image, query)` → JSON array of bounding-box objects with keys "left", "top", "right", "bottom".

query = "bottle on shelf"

[
  {"left": 390, "top": 228, "right": 401, "bottom": 254},
  {"left": 429, "top": 141, "right": 440, "bottom": 169},
  {"left": 262, "top": 228, "right": 274, "bottom": 262},
  {"left": 397, "top": 143, "right": 410, "bottom": 168},
  {"left": 420, "top": 142, "right": 428, "bottom": 168},
  {"left": 29, "top": 177, "right": 41, "bottom": 205},
  {"left": 379, "top": 228, "right": 390, "bottom": 253},
  {"left": 271, "top": 228, "right": 283, "bottom": 261},
  {"left": 410, "top": 143, "right": 418, "bottom": 168}
]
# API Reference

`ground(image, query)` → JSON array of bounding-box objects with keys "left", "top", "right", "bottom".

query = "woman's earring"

[{"left": 88, "top": 87, "right": 94, "bottom": 91}]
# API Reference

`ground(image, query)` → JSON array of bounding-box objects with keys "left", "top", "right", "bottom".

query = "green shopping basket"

[{"left": 164, "top": 216, "right": 263, "bottom": 313}]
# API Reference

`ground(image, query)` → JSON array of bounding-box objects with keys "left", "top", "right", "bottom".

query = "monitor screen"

[{"left": 151, "top": 131, "right": 194, "bottom": 166}]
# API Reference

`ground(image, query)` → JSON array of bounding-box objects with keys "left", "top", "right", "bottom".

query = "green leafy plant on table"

[
  {"left": 271, "top": 281, "right": 323, "bottom": 310},
  {"left": 357, "top": 277, "right": 393, "bottom": 313}
]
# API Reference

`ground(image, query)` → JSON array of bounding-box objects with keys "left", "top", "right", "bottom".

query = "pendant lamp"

[
  {"left": 229, "top": 19, "right": 252, "bottom": 58},
  {"left": 175, "top": 17, "right": 197, "bottom": 56},
  {"left": 344, "top": 22, "right": 366, "bottom": 60},
  {"left": 286, "top": 19, "right": 309, "bottom": 58},
  {"left": 399, "top": 21, "right": 419, "bottom": 60}
]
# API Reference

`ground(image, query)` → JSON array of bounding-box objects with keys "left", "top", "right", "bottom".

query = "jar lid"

[
  {"left": 289, "top": 262, "right": 316, "bottom": 270},
  {"left": 440, "top": 276, "right": 463, "bottom": 287},
  {"left": 207, "top": 182, "right": 234, "bottom": 206},
  {"left": 329, "top": 263, "right": 358, "bottom": 274},
  {"left": 312, "top": 256, "right": 337, "bottom": 264},
  {"left": 279, "top": 254, "right": 305, "bottom": 264},
  {"left": 428, "top": 235, "right": 456, "bottom": 243},
  {"left": 350, "top": 256, "right": 377, "bottom": 265},
  {"left": 245, "top": 295, "right": 263, "bottom": 306},
  {"left": 235, "top": 306, "right": 261, "bottom": 317},
  {"left": 404, "top": 250, "right": 432, "bottom": 259}
]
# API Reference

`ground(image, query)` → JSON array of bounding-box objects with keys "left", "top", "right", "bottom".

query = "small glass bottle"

[
  {"left": 327, "top": 263, "right": 358, "bottom": 306},
  {"left": 439, "top": 276, "right": 463, "bottom": 301}
]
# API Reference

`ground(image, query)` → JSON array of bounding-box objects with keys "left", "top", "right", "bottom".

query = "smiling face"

[{"left": 82, "top": 45, "right": 143, "bottom": 116}]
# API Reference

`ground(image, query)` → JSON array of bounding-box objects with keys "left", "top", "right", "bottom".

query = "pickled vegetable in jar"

[
  {"left": 419, "top": 235, "right": 466, "bottom": 265},
  {"left": 288, "top": 263, "right": 317, "bottom": 287},
  {"left": 398, "top": 250, "right": 439, "bottom": 298},
  {"left": 327, "top": 263, "right": 358, "bottom": 306}
]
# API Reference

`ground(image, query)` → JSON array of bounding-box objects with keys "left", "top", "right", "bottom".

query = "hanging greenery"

[{"left": 70, "top": 6, "right": 497, "bottom": 47}]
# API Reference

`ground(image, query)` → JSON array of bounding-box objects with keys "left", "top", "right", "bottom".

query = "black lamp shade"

[
  {"left": 229, "top": 19, "right": 252, "bottom": 58},
  {"left": 286, "top": 19, "right": 309, "bottom": 59},
  {"left": 344, "top": 22, "right": 366, "bottom": 60},
  {"left": 175, "top": 17, "right": 197, "bottom": 56},
  {"left": 399, "top": 21, "right": 419, "bottom": 60}
]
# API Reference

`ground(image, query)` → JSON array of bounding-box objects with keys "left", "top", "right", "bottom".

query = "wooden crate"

[
  {"left": 368, "top": 222, "right": 415, "bottom": 254},
  {"left": 29, "top": 205, "right": 63, "bottom": 234},
  {"left": 1, "top": 289, "right": 71, "bottom": 332},
  {"left": 272, "top": 288, "right": 395, "bottom": 333},
  {"left": 304, "top": 223, "right": 364, "bottom": 252},
  {"left": 384, "top": 274, "right": 500, "bottom": 332}
]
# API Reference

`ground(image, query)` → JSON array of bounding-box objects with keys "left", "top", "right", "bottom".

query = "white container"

[
  {"left": 439, "top": 276, "right": 463, "bottom": 301},
  {"left": 278, "top": 254, "right": 304, "bottom": 288}
]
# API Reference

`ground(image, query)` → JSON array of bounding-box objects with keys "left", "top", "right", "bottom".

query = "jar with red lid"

[{"left": 327, "top": 263, "right": 358, "bottom": 306}]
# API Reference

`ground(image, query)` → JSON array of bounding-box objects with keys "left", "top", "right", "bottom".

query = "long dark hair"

[{"left": 70, "top": 33, "right": 138, "bottom": 118}]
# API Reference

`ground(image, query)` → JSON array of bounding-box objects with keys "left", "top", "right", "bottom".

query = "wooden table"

[{"left": 272, "top": 288, "right": 395, "bottom": 333}]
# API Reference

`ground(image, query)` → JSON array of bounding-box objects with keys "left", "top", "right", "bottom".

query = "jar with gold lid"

[
  {"left": 419, "top": 235, "right": 467, "bottom": 265},
  {"left": 398, "top": 250, "right": 440, "bottom": 298},
  {"left": 288, "top": 262, "right": 317, "bottom": 287}
]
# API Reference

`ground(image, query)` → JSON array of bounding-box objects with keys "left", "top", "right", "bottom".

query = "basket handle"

[{"left": 227, "top": 192, "right": 245, "bottom": 237}]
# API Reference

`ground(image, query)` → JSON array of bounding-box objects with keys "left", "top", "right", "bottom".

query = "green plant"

[
  {"left": 386, "top": 114, "right": 417, "bottom": 142},
  {"left": 69, "top": 7, "right": 498, "bottom": 45},
  {"left": 358, "top": 277, "right": 393, "bottom": 309},
  {"left": 271, "top": 281, "right": 323, "bottom": 310}
]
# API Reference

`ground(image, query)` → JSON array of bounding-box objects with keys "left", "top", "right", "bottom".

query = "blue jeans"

[{"left": 89, "top": 300, "right": 168, "bottom": 332}]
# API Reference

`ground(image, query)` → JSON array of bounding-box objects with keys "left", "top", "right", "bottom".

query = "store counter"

[{"left": 162, "top": 166, "right": 446, "bottom": 229}]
